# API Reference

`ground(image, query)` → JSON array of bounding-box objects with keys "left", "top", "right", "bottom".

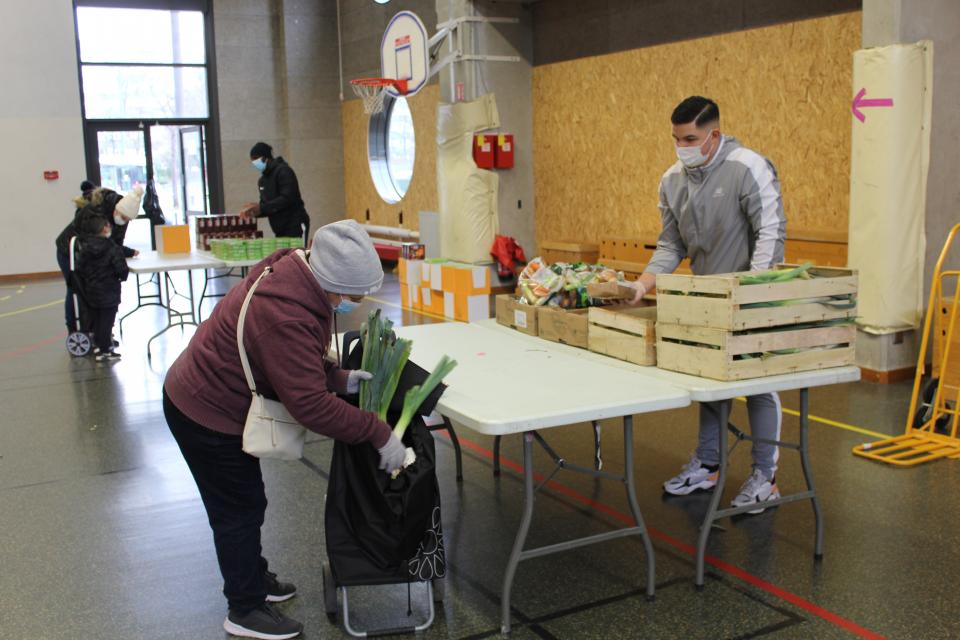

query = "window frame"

[
  {"left": 367, "top": 94, "right": 416, "bottom": 205},
  {"left": 72, "top": 0, "right": 223, "bottom": 214}
]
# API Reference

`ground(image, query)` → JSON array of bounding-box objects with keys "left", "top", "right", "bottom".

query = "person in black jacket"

[
  {"left": 55, "top": 187, "right": 140, "bottom": 331},
  {"left": 241, "top": 142, "right": 310, "bottom": 246},
  {"left": 76, "top": 214, "right": 129, "bottom": 362}
]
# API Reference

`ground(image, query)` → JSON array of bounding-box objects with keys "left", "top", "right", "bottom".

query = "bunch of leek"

[
  {"left": 738, "top": 262, "right": 814, "bottom": 285},
  {"left": 359, "top": 309, "right": 413, "bottom": 421},
  {"left": 358, "top": 310, "right": 458, "bottom": 473}
]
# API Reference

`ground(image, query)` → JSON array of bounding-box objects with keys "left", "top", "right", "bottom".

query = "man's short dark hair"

[{"left": 671, "top": 96, "right": 720, "bottom": 127}]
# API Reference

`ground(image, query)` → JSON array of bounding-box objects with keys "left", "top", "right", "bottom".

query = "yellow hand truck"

[{"left": 853, "top": 223, "right": 960, "bottom": 465}]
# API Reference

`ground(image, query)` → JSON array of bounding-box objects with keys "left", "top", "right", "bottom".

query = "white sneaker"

[
  {"left": 663, "top": 455, "right": 719, "bottom": 495},
  {"left": 731, "top": 469, "right": 780, "bottom": 514}
]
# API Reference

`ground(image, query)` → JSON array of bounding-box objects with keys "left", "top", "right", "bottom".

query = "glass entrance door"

[{"left": 179, "top": 126, "right": 208, "bottom": 218}]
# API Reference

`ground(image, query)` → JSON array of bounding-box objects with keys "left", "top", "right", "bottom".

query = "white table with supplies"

[
  {"left": 475, "top": 318, "right": 860, "bottom": 588},
  {"left": 391, "top": 321, "right": 691, "bottom": 635},
  {"left": 125, "top": 251, "right": 226, "bottom": 360}
]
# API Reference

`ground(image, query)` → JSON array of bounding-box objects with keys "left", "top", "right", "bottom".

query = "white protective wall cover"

[
  {"left": 848, "top": 41, "right": 933, "bottom": 334},
  {"left": 437, "top": 93, "right": 500, "bottom": 263}
]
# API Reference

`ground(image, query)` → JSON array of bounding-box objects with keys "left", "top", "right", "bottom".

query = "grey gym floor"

[{"left": 1, "top": 270, "right": 957, "bottom": 640}]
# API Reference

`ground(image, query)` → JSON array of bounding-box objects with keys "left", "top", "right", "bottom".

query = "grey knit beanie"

[{"left": 308, "top": 220, "right": 383, "bottom": 295}]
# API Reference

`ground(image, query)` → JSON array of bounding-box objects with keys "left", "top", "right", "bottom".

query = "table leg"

[
  {"left": 798, "top": 388, "right": 823, "bottom": 559},
  {"left": 695, "top": 400, "right": 730, "bottom": 589},
  {"left": 623, "top": 415, "right": 655, "bottom": 600},
  {"left": 493, "top": 435, "right": 502, "bottom": 477},
  {"left": 593, "top": 420, "right": 603, "bottom": 470},
  {"left": 501, "top": 432, "right": 535, "bottom": 636}
]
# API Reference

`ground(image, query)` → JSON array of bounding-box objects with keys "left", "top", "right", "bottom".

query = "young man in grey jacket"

[{"left": 630, "top": 96, "right": 787, "bottom": 513}]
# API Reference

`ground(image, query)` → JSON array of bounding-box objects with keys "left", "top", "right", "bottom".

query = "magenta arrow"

[{"left": 852, "top": 87, "right": 894, "bottom": 123}]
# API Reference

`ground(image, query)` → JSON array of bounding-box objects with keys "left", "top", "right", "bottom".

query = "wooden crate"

[
  {"left": 656, "top": 265, "right": 857, "bottom": 331},
  {"left": 588, "top": 305, "right": 658, "bottom": 366},
  {"left": 495, "top": 294, "right": 539, "bottom": 336},
  {"left": 540, "top": 241, "right": 599, "bottom": 265},
  {"left": 656, "top": 321, "right": 856, "bottom": 381},
  {"left": 538, "top": 307, "right": 589, "bottom": 348}
]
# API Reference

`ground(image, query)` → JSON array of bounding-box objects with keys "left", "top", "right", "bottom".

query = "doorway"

[{"left": 84, "top": 121, "right": 210, "bottom": 251}]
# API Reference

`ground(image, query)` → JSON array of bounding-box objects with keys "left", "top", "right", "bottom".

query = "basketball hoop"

[{"left": 350, "top": 78, "right": 409, "bottom": 114}]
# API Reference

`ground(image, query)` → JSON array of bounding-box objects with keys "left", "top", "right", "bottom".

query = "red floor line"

[
  {"left": 439, "top": 431, "right": 887, "bottom": 640},
  {"left": 0, "top": 332, "right": 68, "bottom": 363}
]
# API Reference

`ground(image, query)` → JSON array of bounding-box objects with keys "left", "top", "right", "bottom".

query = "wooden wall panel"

[
  {"left": 342, "top": 84, "right": 439, "bottom": 231},
  {"left": 532, "top": 12, "right": 861, "bottom": 250}
]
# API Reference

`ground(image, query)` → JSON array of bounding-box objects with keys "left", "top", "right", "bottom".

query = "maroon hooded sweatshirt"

[{"left": 164, "top": 249, "right": 392, "bottom": 449}]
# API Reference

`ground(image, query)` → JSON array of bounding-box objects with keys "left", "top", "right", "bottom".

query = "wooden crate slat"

[
  {"left": 656, "top": 318, "right": 856, "bottom": 381},
  {"left": 656, "top": 273, "right": 735, "bottom": 295},
  {"left": 657, "top": 340, "right": 855, "bottom": 381},
  {"left": 732, "top": 275, "right": 858, "bottom": 304},
  {"left": 538, "top": 307, "right": 590, "bottom": 349},
  {"left": 588, "top": 324, "right": 657, "bottom": 366},
  {"left": 588, "top": 305, "right": 657, "bottom": 338},
  {"left": 735, "top": 303, "right": 857, "bottom": 330},
  {"left": 655, "top": 296, "right": 735, "bottom": 329}
]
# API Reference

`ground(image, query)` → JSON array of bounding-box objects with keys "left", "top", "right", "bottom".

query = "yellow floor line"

[
  {"left": 366, "top": 295, "right": 452, "bottom": 323},
  {"left": 0, "top": 299, "right": 60, "bottom": 319},
  {"left": 734, "top": 396, "right": 889, "bottom": 440},
  {"left": 0, "top": 295, "right": 10, "bottom": 301}
]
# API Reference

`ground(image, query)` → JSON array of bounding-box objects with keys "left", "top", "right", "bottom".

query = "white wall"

[{"left": 0, "top": 0, "right": 86, "bottom": 276}]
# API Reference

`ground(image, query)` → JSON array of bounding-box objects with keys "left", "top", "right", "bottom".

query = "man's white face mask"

[{"left": 676, "top": 129, "right": 717, "bottom": 168}]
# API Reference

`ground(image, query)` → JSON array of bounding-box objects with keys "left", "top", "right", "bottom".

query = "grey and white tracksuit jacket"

[{"left": 646, "top": 136, "right": 787, "bottom": 477}]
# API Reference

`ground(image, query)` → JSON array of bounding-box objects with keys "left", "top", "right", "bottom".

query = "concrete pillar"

[{"left": 434, "top": 0, "right": 536, "bottom": 262}]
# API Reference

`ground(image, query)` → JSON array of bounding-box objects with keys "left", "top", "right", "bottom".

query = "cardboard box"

[
  {"left": 420, "top": 287, "right": 445, "bottom": 317},
  {"left": 537, "top": 306, "right": 589, "bottom": 348},
  {"left": 441, "top": 263, "right": 491, "bottom": 296},
  {"left": 421, "top": 259, "right": 446, "bottom": 290},
  {"left": 159, "top": 225, "right": 191, "bottom": 254},
  {"left": 444, "top": 292, "right": 490, "bottom": 323},
  {"left": 398, "top": 258, "right": 423, "bottom": 286},
  {"left": 495, "top": 294, "right": 539, "bottom": 336},
  {"left": 401, "top": 283, "right": 421, "bottom": 310}
]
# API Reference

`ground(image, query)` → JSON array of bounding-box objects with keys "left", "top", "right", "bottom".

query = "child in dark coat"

[{"left": 77, "top": 214, "right": 129, "bottom": 361}]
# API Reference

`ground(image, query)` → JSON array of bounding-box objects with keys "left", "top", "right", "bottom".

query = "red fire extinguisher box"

[
  {"left": 495, "top": 134, "right": 514, "bottom": 169},
  {"left": 473, "top": 134, "right": 496, "bottom": 169}
]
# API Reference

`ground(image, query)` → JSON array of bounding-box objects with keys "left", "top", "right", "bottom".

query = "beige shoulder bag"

[{"left": 238, "top": 267, "right": 306, "bottom": 460}]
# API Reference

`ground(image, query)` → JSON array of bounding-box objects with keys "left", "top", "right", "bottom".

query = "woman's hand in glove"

[
  {"left": 377, "top": 433, "right": 406, "bottom": 473},
  {"left": 346, "top": 369, "right": 373, "bottom": 394}
]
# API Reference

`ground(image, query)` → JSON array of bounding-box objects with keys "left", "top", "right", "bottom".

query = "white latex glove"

[
  {"left": 377, "top": 433, "right": 406, "bottom": 473},
  {"left": 347, "top": 369, "right": 373, "bottom": 394},
  {"left": 628, "top": 280, "right": 647, "bottom": 306}
]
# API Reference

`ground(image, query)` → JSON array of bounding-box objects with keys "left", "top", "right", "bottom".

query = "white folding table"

[
  {"left": 125, "top": 251, "right": 225, "bottom": 359},
  {"left": 473, "top": 319, "right": 860, "bottom": 588},
  {"left": 392, "top": 322, "right": 690, "bottom": 635},
  {"left": 194, "top": 251, "right": 261, "bottom": 322}
]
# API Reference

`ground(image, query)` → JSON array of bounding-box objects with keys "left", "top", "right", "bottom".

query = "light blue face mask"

[
  {"left": 334, "top": 298, "right": 360, "bottom": 314},
  {"left": 252, "top": 158, "right": 266, "bottom": 171}
]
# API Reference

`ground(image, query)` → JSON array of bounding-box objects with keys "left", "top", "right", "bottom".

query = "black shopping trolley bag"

[{"left": 325, "top": 349, "right": 447, "bottom": 587}]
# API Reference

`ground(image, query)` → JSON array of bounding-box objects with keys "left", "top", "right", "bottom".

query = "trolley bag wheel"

[
  {"left": 66, "top": 331, "right": 92, "bottom": 357},
  {"left": 913, "top": 378, "right": 952, "bottom": 433},
  {"left": 322, "top": 562, "right": 337, "bottom": 623},
  {"left": 432, "top": 577, "right": 444, "bottom": 603}
]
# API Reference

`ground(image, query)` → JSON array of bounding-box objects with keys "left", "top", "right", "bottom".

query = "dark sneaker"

[
  {"left": 264, "top": 570, "right": 297, "bottom": 603},
  {"left": 223, "top": 603, "right": 302, "bottom": 639},
  {"left": 95, "top": 350, "right": 121, "bottom": 362}
]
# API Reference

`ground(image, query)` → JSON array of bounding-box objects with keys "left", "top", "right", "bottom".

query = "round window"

[{"left": 368, "top": 95, "right": 415, "bottom": 204}]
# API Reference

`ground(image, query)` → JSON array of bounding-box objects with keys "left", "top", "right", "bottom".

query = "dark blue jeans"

[
  {"left": 163, "top": 389, "right": 270, "bottom": 612},
  {"left": 56, "top": 250, "right": 76, "bottom": 330}
]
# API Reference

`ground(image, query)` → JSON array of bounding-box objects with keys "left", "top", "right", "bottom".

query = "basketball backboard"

[{"left": 381, "top": 11, "right": 429, "bottom": 98}]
